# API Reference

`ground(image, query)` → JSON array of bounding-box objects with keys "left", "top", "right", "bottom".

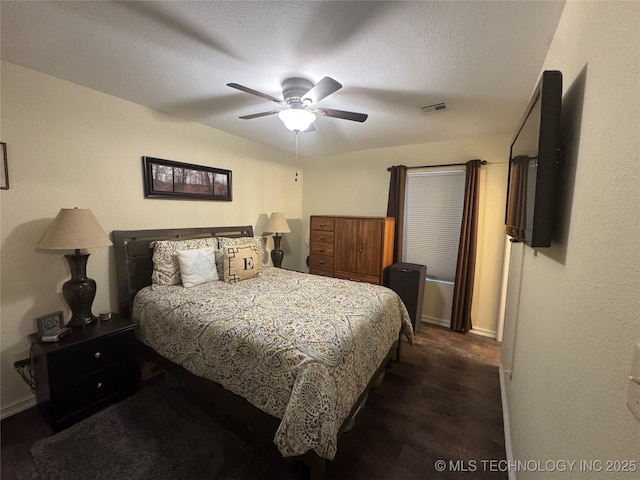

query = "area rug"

[{"left": 30, "top": 383, "right": 297, "bottom": 480}]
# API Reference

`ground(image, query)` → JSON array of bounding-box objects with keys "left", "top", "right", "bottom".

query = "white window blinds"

[{"left": 402, "top": 170, "right": 466, "bottom": 282}]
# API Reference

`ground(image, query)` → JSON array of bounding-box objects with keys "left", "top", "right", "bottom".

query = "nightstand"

[{"left": 30, "top": 314, "right": 138, "bottom": 432}]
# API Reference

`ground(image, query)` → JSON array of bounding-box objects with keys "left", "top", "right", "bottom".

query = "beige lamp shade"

[
  {"left": 263, "top": 212, "right": 291, "bottom": 234},
  {"left": 38, "top": 208, "right": 112, "bottom": 250}
]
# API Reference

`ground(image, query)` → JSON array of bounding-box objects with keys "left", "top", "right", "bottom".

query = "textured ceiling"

[{"left": 1, "top": 1, "right": 565, "bottom": 156}]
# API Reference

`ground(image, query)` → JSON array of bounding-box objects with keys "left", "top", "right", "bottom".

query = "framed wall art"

[
  {"left": 142, "top": 156, "right": 232, "bottom": 201},
  {"left": 1, "top": 142, "right": 8, "bottom": 190}
]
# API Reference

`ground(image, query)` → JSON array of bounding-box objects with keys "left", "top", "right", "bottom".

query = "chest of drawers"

[
  {"left": 309, "top": 216, "right": 335, "bottom": 277},
  {"left": 309, "top": 215, "right": 395, "bottom": 285}
]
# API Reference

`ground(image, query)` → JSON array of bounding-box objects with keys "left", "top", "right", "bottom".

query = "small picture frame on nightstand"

[{"left": 36, "top": 311, "right": 65, "bottom": 338}]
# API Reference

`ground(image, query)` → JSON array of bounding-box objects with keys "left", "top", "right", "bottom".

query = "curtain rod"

[{"left": 386, "top": 160, "right": 487, "bottom": 171}]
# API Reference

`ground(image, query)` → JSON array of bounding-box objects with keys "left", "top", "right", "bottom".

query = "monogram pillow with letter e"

[
  {"left": 216, "top": 236, "right": 264, "bottom": 278},
  {"left": 222, "top": 242, "right": 262, "bottom": 283}
]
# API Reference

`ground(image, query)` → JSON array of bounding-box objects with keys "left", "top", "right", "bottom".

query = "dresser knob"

[
  {"left": 97, "top": 382, "right": 103, "bottom": 389},
  {"left": 319, "top": 236, "right": 325, "bottom": 240},
  {"left": 94, "top": 352, "right": 102, "bottom": 359}
]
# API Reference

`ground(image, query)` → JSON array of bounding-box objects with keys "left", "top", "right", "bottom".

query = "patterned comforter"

[{"left": 132, "top": 267, "right": 413, "bottom": 460}]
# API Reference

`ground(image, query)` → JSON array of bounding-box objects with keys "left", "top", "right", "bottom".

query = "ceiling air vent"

[{"left": 418, "top": 101, "right": 448, "bottom": 115}]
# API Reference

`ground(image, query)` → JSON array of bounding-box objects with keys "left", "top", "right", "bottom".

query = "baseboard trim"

[
  {"left": 499, "top": 363, "right": 516, "bottom": 480},
  {"left": 470, "top": 326, "right": 497, "bottom": 338},
  {"left": 422, "top": 315, "right": 450, "bottom": 328},
  {"left": 1, "top": 394, "right": 37, "bottom": 420},
  {"left": 422, "top": 317, "right": 497, "bottom": 339}
]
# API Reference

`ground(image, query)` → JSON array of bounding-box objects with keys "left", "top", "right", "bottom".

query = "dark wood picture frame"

[
  {"left": 142, "top": 156, "right": 232, "bottom": 201},
  {"left": 1, "top": 142, "right": 8, "bottom": 190}
]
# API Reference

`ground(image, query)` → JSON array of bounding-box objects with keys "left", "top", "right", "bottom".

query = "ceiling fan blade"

[
  {"left": 227, "top": 83, "right": 285, "bottom": 105},
  {"left": 303, "top": 124, "right": 316, "bottom": 133},
  {"left": 239, "top": 110, "right": 281, "bottom": 120},
  {"left": 302, "top": 77, "right": 342, "bottom": 105},
  {"left": 316, "top": 107, "right": 368, "bottom": 123}
]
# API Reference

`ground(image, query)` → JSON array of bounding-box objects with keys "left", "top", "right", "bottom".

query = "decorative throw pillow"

[
  {"left": 177, "top": 247, "right": 219, "bottom": 287},
  {"left": 151, "top": 237, "right": 218, "bottom": 285},
  {"left": 216, "top": 236, "right": 265, "bottom": 278},
  {"left": 221, "top": 242, "right": 262, "bottom": 283}
]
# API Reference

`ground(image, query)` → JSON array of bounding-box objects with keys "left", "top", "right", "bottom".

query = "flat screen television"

[{"left": 505, "top": 70, "right": 563, "bottom": 247}]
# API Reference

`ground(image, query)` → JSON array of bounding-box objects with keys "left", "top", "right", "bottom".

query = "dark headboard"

[{"left": 112, "top": 226, "right": 254, "bottom": 316}]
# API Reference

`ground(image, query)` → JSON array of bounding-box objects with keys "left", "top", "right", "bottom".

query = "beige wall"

[
  {"left": 303, "top": 136, "right": 510, "bottom": 336},
  {"left": 501, "top": 1, "right": 640, "bottom": 476},
  {"left": 0, "top": 61, "right": 510, "bottom": 415},
  {"left": 0, "top": 62, "right": 303, "bottom": 415}
]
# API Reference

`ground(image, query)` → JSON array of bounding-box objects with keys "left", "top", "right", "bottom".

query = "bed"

[{"left": 113, "top": 226, "right": 413, "bottom": 479}]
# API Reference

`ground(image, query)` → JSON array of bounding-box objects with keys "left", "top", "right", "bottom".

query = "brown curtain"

[
  {"left": 505, "top": 155, "right": 529, "bottom": 241},
  {"left": 386, "top": 165, "right": 407, "bottom": 263},
  {"left": 451, "top": 159, "right": 482, "bottom": 333}
]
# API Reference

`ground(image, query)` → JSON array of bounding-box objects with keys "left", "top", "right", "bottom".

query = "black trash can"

[{"left": 386, "top": 263, "right": 427, "bottom": 334}]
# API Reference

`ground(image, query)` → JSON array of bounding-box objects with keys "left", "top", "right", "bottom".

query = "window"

[{"left": 402, "top": 169, "right": 466, "bottom": 283}]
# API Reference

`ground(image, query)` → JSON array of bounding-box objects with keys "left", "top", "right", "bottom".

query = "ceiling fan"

[{"left": 227, "top": 77, "right": 368, "bottom": 132}]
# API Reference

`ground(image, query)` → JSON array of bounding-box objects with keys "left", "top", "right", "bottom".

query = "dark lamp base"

[
  {"left": 63, "top": 253, "right": 98, "bottom": 327},
  {"left": 271, "top": 234, "right": 284, "bottom": 268}
]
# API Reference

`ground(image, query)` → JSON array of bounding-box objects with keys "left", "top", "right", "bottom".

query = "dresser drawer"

[
  {"left": 311, "top": 230, "right": 335, "bottom": 245},
  {"left": 311, "top": 242, "right": 334, "bottom": 256},
  {"left": 50, "top": 361, "right": 136, "bottom": 420},
  {"left": 311, "top": 217, "right": 335, "bottom": 231},
  {"left": 335, "top": 270, "right": 381, "bottom": 285},
  {"left": 310, "top": 267, "right": 334, "bottom": 278},
  {"left": 48, "top": 330, "right": 135, "bottom": 386},
  {"left": 309, "top": 254, "right": 334, "bottom": 270}
]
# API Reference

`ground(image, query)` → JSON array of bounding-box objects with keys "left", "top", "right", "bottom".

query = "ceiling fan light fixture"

[{"left": 278, "top": 108, "right": 316, "bottom": 132}]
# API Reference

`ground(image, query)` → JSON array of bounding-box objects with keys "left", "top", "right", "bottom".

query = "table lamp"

[
  {"left": 37, "top": 208, "right": 112, "bottom": 327},
  {"left": 263, "top": 212, "right": 291, "bottom": 268}
]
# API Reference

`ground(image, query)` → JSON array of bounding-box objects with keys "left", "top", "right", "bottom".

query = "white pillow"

[
  {"left": 177, "top": 247, "right": 219, "bottom": 287},
  {"left": 151, "top": 237, "right": 218, "bottom": 285}
]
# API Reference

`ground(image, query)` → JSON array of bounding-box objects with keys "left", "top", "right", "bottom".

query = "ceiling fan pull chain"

[{"left": 295, "top": 132, "right": 299, "bottom": 182}]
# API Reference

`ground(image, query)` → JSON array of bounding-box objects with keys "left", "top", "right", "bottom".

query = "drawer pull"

[
  {"left": 97, "top": 382, "right": 103, "bottom": 389},
  {"left": 319, "top": 248, "right": 325, "bottom": 252},
  {"left": 320, "top": 223, "right": 326, "bottom": 227},
  {"left": 319, "top": 260, "right": 325, "bottom": 265},
  {"left": 94, "top": 352, "right": 102, "bottom": 359},
  {"left": 319, "top": 236, "right": 326, "bottom": 240}
]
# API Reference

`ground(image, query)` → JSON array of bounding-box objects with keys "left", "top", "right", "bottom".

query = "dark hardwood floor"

[{"left": 1, "top": 323, "right": 506, "bottom": 480}]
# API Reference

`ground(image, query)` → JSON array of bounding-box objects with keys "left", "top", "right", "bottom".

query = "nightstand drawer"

[
  {"left": 48, "top": 330, "right": 135, "bottom": 385},
  {"left": 51, "top": 361, "right": 136, "bottom": 420}
]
